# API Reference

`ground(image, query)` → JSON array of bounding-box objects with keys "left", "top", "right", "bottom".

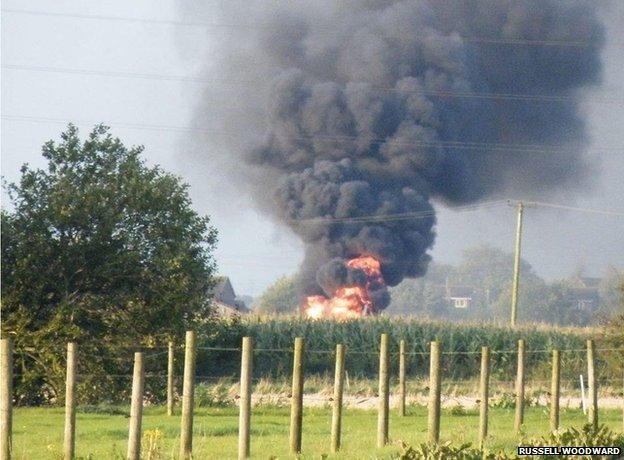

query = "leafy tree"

[
  {"left": 598, "top": 267, "right": 624, "bottom": 318},
  {"left": 1, "top": 125, "right": 218, "bottom": 403},
  {"left": 602, "top": 279, "right": 624, "bottom": 371},
  {"left": 455, "top": 246, "right": 541, "bottom": 304},
  {"left": 389, "top": 247, "right": 550, "bottom": 323},
  {"left": 253, "top": 275, "right": 298, "bottom": 314},
  {"left": 388, "top": 263, "right": 454, "bottom": 318},
  {"left": 451, "top": 246, "right": 549, "bottom": 323}
]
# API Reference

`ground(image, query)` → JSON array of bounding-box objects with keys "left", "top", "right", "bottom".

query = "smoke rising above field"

[{"left": 183, "top": 0, "right": 604, "bottom": 311}]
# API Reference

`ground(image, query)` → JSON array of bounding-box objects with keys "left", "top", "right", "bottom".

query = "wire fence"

[
  {"left": 6, "top": 338, "right": 624, "bottom": 407},
  {"left": 2, "top": 335, "right": 623, "bottom": 459}
]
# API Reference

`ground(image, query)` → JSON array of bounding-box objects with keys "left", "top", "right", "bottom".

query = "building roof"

[
  {"left": 569, "top": 276, "right": 601, "bottom": 289},
  {"left": 211, "top": 276, "right": 249, "bottom": 314},
  {"left": 579, "top": 277, "right": 601, "bottom": 288},
  {"left": 213, "top": 276, "right": 234, "bottom": 300},
  {"left": 446, "top": 285, "right": 474, "bottom": 299}
]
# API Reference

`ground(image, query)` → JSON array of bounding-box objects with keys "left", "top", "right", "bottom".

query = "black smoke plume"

[{"left": 182, "top": 0, "right": 604, "bottom": 312}]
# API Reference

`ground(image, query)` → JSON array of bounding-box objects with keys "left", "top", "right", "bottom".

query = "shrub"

[
  {"left": 393, "top": 441, "right": 514, "bottom": 460},
  {"left": 394, "top": 425, "right": 624, "bottom": 460},
  {"left": 194, "top": 382, "right": 235, "bottom": 407},
  {"left": 449, "top": 404, "right": 470, "bottom": 416},
  {"left": 524, "top": 424, "right": 624, "bottom": 459},
  {"left": 491, "top": 392, "right": 536, "bottom": 409}
]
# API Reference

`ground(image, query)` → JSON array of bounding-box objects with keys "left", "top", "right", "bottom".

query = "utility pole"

[{"left": 510, "top": 201, "right": 524, "bottom": 327}]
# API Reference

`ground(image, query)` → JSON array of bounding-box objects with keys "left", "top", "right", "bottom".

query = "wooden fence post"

[
  {"left": 0, "top": 338, "right": 13, "bottom": 460},
  {"left": 399, "top": 340, "right": 406, "bottom": 417},
  {"left": 238, "top": 337, "right": 253, "bottom": 460},
  {"left": 377, "top": 334, "right": 390, "bottom": 448},
  {"left": 179, "top": 331, "right": 196, "bottom": 460},
  {"left": 550, "top": 350, "right": 560, "bottom": 432},
  {"left": 478, "top": 346, "right": 490, "bottom": 448},
  {"left": 427, "top": 341, "right": 441, "bottom": 444},
  {"left": 514, "top": 339, "right": 525, "bottom": 433},
  {"left": 289, "top": 337, "right": 304, "bottom": 454},
  {"left": 167, "top": 341, "right": 174, "bottom": 416},
  {"left": 587, "top": 339, "right": 598, "bottom": 428},
  {"left": 63, "top": 342, "right": 77, "bottom": 460},
  {"left": 330, "top": 344, "right": 345, "bottom": 453},
  {"left": 127, "top": 352, "right": 145, "bottom": 460}
]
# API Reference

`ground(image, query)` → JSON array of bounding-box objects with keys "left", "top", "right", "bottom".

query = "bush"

[
  {"left": 390, "top": 425, "right": 624, "bottom": 460},
  {"left": 491, "top": 393, "right": 537, "bottom": 409},
  {"left": 524, "top": 424, "right": 624, "bottom": 459},
  {"left": 449, "top": 404, "right": 470, "bottom": 416},
  {"left": 393, "top": 441, "right": 514, "bottom": 460},
  {"left": 194, "top": 382, "right": 235, "bottom": 407}
]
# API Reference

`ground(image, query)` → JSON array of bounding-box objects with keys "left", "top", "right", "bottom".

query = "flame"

[{"left": 302, "top": 255, "right": 384, "bottom": 320}]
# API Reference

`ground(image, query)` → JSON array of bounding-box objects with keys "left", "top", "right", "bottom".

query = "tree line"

[{"left": 253, "top": 247, "right": 623, "bottom": 326}]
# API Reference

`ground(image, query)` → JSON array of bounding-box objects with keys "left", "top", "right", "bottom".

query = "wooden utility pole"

[
  {"left": 330, "top": 344, "right": 345, "bottom": 453},
  {"left": 510, "top": 201, "right": 524, "bottom": 327},
  {"left": 64, "top": 343, "right": 77, "bottom": 460},
  {"left": 377, "top": 334, "right": 389, "bottom": 448}
]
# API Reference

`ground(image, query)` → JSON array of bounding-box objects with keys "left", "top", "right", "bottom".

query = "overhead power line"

[
  {"left": 243, "top": 198, "right": 624, "bottom": 226},
  {"left": 4, "top": 64, "right": 622, "bottom": 105},
  {"left": 1, "top": 8, "right": 609, "bottom": 48},
  {"left": 288, "top": 200, "right": 508, "bottom": 224},
  {"left": 3, "top": 115, "right": 622, "bottom": 155},
  {"left": 513, "top": 200, "right": 624, "bottom": 217}
]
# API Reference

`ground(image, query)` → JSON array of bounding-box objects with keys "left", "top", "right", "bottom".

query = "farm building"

[{"left": 212, "top": 276, "right": 250, "bottom": 317}]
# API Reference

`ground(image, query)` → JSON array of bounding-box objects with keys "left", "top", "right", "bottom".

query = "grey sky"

[{"left": 2, "top": 1, "right": 623, "bottom": 297}]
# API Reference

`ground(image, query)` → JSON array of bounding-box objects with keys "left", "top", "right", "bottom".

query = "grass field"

[{"left": 11, "top": 405, "right": 623, "bottom": 459}]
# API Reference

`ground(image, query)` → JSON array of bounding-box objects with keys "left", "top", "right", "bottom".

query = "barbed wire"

[
  {"left": 12, "top": 372, "right": 623, "bottom": 387},
  {"left": 12, "top": 345, "right": 624, "bottom": 356}
]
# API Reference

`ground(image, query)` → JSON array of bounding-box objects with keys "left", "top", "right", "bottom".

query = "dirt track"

[{"left": 250, "top": 393, "right": 623, "bottom": 410}]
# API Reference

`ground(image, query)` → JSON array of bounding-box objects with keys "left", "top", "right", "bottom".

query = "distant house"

[
  {"left": 445, "top": 283, "right": 475, "bottom": 309},
  {"left": 212, "top": 276, "right": 249, "bottom": 317}
]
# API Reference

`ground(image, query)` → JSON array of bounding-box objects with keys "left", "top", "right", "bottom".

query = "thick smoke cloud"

[{"left": 182, "top": 0, "right": 604, "bottom": 311}]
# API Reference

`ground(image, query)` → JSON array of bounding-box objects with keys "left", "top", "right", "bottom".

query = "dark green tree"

[{"left": 1, "top": 125, "right": 218, "bottom": 403}]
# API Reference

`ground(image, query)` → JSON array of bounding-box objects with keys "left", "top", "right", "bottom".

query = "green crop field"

[{"left": 11, "top": 405, "right": 623, "bottom": 459}]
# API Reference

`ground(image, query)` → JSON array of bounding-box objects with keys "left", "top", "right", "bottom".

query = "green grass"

[{"left": 11, "top": 405, "right": 623, "bottom": 459}]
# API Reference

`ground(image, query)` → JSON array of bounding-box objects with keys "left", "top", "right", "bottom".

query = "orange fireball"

[{"left": 302, "top": 255, "right": 384, "bottom": 319}]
